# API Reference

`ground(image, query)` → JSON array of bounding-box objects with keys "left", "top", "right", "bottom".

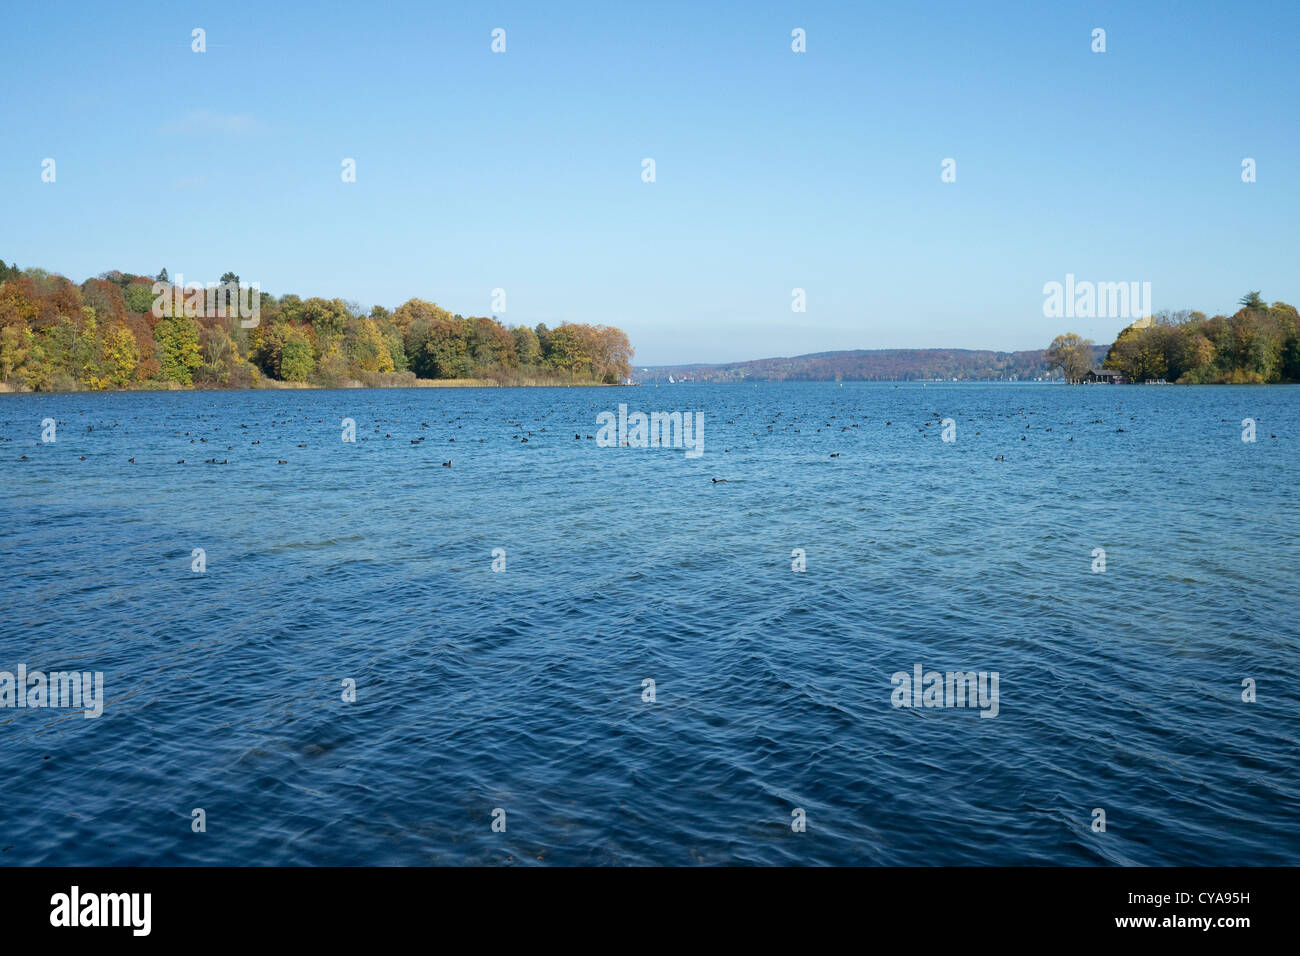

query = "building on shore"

[{"left": 1082, "top": 368, "right": 1128, "bottom": 384}]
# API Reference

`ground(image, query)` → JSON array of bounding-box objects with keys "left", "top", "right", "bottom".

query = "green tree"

[
  {"left": 124, "top": 283, "right": 155, "bottom": 313},
  {"left": 155, "top": 314, "right": 202, "bottom": 385},
  {"left": 413, "top": 317, "right": 473, "bottom": 378},
  {"left": 382, "top": 327, "right": 407, "bottom": 372},
  {"left": 512, "top": 325, "right": 541, "bottom": 366},
  {"left": 279, "top": 327, "right": 315, "bottom": 381}
]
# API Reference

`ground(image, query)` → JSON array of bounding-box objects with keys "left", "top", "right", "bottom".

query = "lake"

[{"left": 1, "top": 382, "right": 1297, "bottom": 865}]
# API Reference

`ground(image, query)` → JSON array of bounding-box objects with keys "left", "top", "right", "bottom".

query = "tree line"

[
  {"left": 1048, "top": 293, "right": 1300, "bottom": 384},
  {"left": 0, "top": 260, "right": 634, "bottom": 390}
]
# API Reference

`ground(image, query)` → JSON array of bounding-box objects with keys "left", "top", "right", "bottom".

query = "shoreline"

[
  {"left": 0, "top": 378, "right": 632, "bottom": 395},
  {"left": 3, "top": 379, "right": 1295, "bottom": 395}
]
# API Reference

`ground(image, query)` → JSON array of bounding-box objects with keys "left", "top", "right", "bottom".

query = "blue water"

[{"left": 1, "top": 383, "right": 1297, "bottom": 865}]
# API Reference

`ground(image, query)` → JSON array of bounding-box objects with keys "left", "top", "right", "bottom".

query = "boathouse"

[{"left": 1082, "top": 368, "right": 1126, "bottom": 384}]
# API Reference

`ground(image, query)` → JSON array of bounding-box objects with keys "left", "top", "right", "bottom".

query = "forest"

[
  {"left": 0, "top": 260, "right": 634, "bottom": 391},
  {"left": 1048, "top": 294, "right": 1300, "bottom": 384}
]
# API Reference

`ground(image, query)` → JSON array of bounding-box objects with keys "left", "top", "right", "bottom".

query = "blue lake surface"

[{"left": 1, "top": 382, "right": 1297, "bottom": 865}]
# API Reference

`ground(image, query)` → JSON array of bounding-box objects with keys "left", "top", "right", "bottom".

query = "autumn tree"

[
  {"left": 346, "top": 317, "right": 395, "bottom": 374},
  {"left": 1046, "top": 333, "right": 1095, "bottom": 382},
  {"left": 0, "top": 324, "right": 29, "bottom": 382},
  {"left": 101, "top": 321, "right": 141, "bottom": 388},
  {"left": 0, "top": 261, "right": 641, "bottom": 389}
]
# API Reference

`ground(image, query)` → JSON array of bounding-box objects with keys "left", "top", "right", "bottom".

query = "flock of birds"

[{"left": 7, "top": 407, "right": 1275, "bottom": 476}]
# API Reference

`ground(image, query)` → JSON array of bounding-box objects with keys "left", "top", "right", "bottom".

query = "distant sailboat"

[{"left": 668, "top": 374, "right": 675, "bottom": 383}]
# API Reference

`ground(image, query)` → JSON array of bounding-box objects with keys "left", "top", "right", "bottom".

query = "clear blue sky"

[{"left": 2, "top": 0, "right": 1297, "bottom": 365}]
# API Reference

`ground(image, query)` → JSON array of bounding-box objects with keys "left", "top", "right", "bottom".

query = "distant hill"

[{"left": 633, "top": 346, "right": 1111, "bottom": 383}]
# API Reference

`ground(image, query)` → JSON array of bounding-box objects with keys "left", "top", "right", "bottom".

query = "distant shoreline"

[{"left": 629, "top": 378, "right": 1296, "bottom": 385}]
